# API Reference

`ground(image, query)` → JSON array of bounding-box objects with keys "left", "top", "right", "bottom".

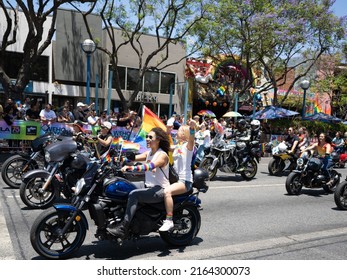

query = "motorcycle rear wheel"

[
  {"left": 334, "top": 181, "right": 347, "bottom": 210},
  {"left": 285, "top": 172, "right": 303, "bottom": 195},
  {"left": 20, "top": 176, "right": 59, "bottom": 209},
  {"left": 30, "top": 208, "right": 86, "bottom": 259},
  {"left": 1, "top": 155, "right": 38, "bottom": 189},
  {"left": 199, "top": 157, "right": 217, "bottom": 180},
  {"left": 241, "top": 159, "right": 258, "bottom": 180},
  {"left": 160, "top": 204, "right": 201, "bottom": 246},
  {"left": 268, "top": 157, "right": 285, "bottom": 176}
]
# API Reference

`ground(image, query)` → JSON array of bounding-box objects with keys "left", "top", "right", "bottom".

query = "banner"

[{"left": 0, "top": 120, "right": 137, "bottom": 141}]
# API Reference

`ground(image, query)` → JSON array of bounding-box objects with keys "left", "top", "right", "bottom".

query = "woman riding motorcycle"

[
  {"left": 107, "top": 127, "right": 171, "bottom": 238},
  {"left": 302, "top": 132, "right": 334, "bottom": 186}
]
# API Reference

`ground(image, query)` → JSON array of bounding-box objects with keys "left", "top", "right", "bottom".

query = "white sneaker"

[{"left": 159, "top": 219, "right": 174, "bottom": 231}]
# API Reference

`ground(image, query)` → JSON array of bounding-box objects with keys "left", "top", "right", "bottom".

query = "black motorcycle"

[
  {"left": 19, "top": 138, "right": 89, "bottom": 209},
  {"left": 1, "top": 132, "right": 56, "bottom": 188},
  {"left": 29, "top": 150, "right": 209, "bottom": 259},
  {"left": 199, "top": 136, "right": 260, "bottom": 180},
  {"left": 334, "top": 177, "right": 347, "bottom": 210},
  {"left": 285, "top": 151, "right": 341, "bottom": 195}
]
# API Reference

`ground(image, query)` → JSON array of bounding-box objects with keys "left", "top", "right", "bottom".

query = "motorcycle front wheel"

[
  {"left": 241, "top": 159, "right": 258, "bottom": 180},
  {"left": 1, "top": 155, "right": 38, "bottom": 189},
  {"left": 199, "top": 157, "right": 217, "bottom": 180},
  {"left": 160, "top": 204, "right": 201, "bottom": 246},
  {"left": 30, "top": 208, "right": 86, "bottom": 259},
  {"left": 334, "top": 181, "right": 347, "bottom": 210},
  {"left": 19, "top": 176, "right": 59, "bottom": 209},
  {"left": 285, "top": 172, "right": 303, "bottom": 195},
  {"left": 268, "top": 157, "right": 285, "bottom": 176}
]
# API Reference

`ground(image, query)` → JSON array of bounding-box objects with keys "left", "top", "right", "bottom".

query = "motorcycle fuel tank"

[
  {"left": 45, "top": 139, "right": 77, "bottom": 162},
  {"left": 104, "top": 178, "right": 137, "bottom": 199}
]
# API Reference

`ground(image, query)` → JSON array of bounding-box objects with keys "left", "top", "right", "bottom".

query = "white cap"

[
  {"left": 102, "top": 121, "right": 112, "bottom": 130},
  {"left": 166, "top": 119, "right": 174, "bottom": 126},
  {"left": 77, "top": 102, "right": 87, "bottom": 107}
]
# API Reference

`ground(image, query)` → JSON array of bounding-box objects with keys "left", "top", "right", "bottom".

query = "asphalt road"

[{"left": 1, "top": 156, "right": 347, "bottom": 260}]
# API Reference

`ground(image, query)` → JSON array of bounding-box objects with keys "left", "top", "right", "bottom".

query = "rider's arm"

[{"left": 187, "top": 119, "right": 196, "bottom": 151}]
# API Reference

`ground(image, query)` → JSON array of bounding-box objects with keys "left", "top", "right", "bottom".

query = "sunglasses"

[{"left": 146, "top": 135, "right": 155, "bottom": 140}]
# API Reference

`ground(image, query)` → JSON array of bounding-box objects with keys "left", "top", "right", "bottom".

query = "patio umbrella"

[
  {"left": 253, "top": 106, "right": 299, "bottom": 120},
  {"left": 197, "top": 109, "right": 216, "bottom": 118},
  {"left": 223, "top": 111, "right": 243, "bottom": 118},
  {"left": 304, "top": 112, "right": 341, "bottom": 123}
]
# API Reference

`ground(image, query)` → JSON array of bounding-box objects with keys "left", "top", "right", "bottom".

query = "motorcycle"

[
  {"left": 268, "top": 142, "right": 297, "bottom": 176},
  {"left": 19, "top": 138, "right": 90, "bottom": 209},
  {"left": 285, "top": 151, "right": 341, "bottom": 195},
  {"left": 1, "top": 132, "right": 56, "bottom": 188},
  {"left": 331, "top": 151, "right": 347, "bottom": 168},
  {"left": 29, "top": 150, "right": 209, "bottom": 259},
  {"left": 334, "top": 176, "right": 347, "bottom": 210},
  {"left": 199, "top": 136, "right": 260, "bottom": 180}
]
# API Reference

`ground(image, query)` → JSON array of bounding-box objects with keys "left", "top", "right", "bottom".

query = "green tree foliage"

[{"left": 191, "top": 0, "right": 347, "bottom": 106}]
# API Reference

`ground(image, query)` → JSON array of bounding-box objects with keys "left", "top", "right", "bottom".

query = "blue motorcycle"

[{"left": 30, "top": 149, "right": 209, "bottom": 259}]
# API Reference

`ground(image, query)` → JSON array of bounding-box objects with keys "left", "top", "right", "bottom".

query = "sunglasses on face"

[{"left": 146, "top": 135, "right": 155, "bottom": 140}]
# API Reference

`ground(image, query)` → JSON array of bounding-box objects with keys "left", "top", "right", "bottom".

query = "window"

[
  {"left": 4, "top": 51, "right": 49, "bottom": 82},
  {"left": 160, "top": 72, "right": 176, "bottom": 94},
  {"left": 127, "top": 68, "right": 140, "bottom": 91},
  {"left": 144, "top": 71, "right": 159, "bottom": 93},
  {"left": 111, "top": 66, "right": 126, "bottom": 90}
]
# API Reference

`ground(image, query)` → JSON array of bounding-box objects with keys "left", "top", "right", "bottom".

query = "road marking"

[
  {"left": 137, "top": 227, "right": 347, "bottom": 260},
  {"left": 0, "top": 200, "right": 16, "bottom": 260}
]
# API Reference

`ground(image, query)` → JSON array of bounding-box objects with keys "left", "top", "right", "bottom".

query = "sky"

[{"left": 332, "top": 0, "right": 347, "bottom": 17}]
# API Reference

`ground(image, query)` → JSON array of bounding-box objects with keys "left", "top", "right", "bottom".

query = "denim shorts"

[{"left": 179, "top": 179, "right": 193, "bottom": 191}]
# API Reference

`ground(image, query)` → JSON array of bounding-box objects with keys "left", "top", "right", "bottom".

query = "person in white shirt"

[
  {"left": 39, "top": 103, "right": 57, "bottom": 124},
  {"left": 159, "top": 119, "right": 197, "bottom": 231}
]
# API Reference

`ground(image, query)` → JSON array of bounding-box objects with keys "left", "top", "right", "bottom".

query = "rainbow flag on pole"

[{"left": 133, "top": 106, "right": 168, "bottom": 153}]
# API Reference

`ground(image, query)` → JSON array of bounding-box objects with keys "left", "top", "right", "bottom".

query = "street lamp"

[
  {"left": 300, "top": 79, "right": 310, "bottom": 119},
  {"left": 81, "top": 39, "right": 96, "bottom": 105}
]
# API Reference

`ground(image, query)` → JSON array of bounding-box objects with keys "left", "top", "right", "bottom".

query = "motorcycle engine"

[{"left": 311, "top": 174, "right": 327, "bottom": 187}]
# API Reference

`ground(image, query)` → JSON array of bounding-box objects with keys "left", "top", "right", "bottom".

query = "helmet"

[
  {"left": 193, "top": 168, "right": 209, "bottom": 186},
  {"left": 237, "top": 119, "right": 247, "bottom": 129},
  {"left": 250, "top": 119, "right": 260, "bottom": 132}
]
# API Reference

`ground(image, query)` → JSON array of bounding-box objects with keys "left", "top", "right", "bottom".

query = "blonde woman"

[{"left": 159, "top": 119, "right": 196, "bottom": 231}]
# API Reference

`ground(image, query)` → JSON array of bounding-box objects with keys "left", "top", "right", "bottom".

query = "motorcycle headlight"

[
  {"left": 297, "top": 157, "right": 304, "bottom": 167},
  {"left": 44, "top": 151, "right": 51, "bottom": 162},
  {"left": 74, "top": 178, "right": 86, "bottom": 195}
]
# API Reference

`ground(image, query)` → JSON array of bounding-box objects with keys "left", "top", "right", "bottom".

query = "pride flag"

[
  {"left": 133, "top": 106, "right": 169, "bottom": 153},
  {"left": 111, "top": 137, "right": 140, "bottom": 152},
  {"left": 313, "top": 94, "right": 323, "bottom": 114}
]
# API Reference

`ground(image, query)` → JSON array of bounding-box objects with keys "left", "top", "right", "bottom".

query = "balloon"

[
  {"left": 205, "top": 100, "right": 209, "bottom": 106},
  {"left": 223, "top": 102, "right": 228, "bottom": 107},
  {"left": 213, "top": 102, "right": 217, "bottom": 106}
]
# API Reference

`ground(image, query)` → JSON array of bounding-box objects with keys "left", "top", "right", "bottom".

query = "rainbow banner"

[{"left": 133, "top": 106, "right": 168, "bottom": 153}]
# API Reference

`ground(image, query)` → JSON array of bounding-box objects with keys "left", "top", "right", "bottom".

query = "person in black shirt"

[
  {"left": 25, "top": 102, "right": 41, "bottom": 121},
  {"left": 284, "top": 127, "right": 299, "bottom": 154}
]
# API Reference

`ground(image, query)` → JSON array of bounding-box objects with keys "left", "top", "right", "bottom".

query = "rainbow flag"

[
  {"left": 313, "top": 94, "right": 322, "bottom": 114},
  {"left": 134, "top": 106, "right": 169, "bottom": 153},
  {"left": 111, "top": 137, "right": 140, "bottom": 152}
]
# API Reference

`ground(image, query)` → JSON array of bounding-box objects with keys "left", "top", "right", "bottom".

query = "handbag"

[{"left": 160, "top": 164, "right": 179, "bottom": 184}]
